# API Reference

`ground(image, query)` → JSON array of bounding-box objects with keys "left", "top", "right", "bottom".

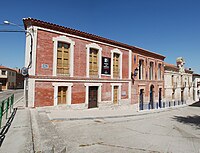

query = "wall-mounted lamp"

[{"left": 131, "top": 67, "right": 139, "bottom": 84}]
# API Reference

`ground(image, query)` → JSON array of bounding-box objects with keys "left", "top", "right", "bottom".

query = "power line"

[
  {"left": 0, "top": 24, "right": 23, "bottom": 26},
  {"left": 0, "top": 30, "right": 25, "bottom": 32}
]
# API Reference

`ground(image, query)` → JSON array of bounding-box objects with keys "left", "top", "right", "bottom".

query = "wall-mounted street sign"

[
  {"left": 101, "top": 57, "right": 111, "bottom": 75},
  {"left": 41, "top": 64, "right": 49, "bottom": 69}
]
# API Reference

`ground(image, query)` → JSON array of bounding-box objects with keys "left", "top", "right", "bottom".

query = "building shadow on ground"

[
  {"left": 189, "top": 100, "right": 200, "bottom": 107},
  {"left": 0, "top": 108, "right": 17, "bottom": 147},
  {"left": 173, "top": 115, "right": 200, "bottom": 129},
  {"left": 173, "top": 101, "right": 200, "bottom": 129}
]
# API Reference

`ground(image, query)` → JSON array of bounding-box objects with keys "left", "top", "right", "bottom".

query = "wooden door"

[
  {"left": 113, "top": 86, "right": 118, "bottom": 104},
  {"left": 58, "top": 86, "right": 68, "bottom": 104},
  {"left": 89, "top": 86, "right": 98, "bottom": 108},
  {"left": 150, "top": 85, "right": 154, "bottom": 109},
  {"left": 181, "top": 90, "right": 184, "bottom": 102}
]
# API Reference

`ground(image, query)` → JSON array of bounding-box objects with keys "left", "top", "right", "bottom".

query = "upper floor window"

[
  {"left": 86, "top": 43, "right": 102, "bottom": 78},
  {"left": 113, "top": 53, "right": 120, "bottom": 78},
  {"left": 139, "top": 60, "right": 144, "bottom": 80},
  {"left": 57, "top": 42, "right": 70, "bottom": 75},
  {"left": 53, "top": 36, "right": 75, "bottom": 77},
  {"left": 89, "top": 48, "right": 99, "bottom": 77},
  {"left": 149, "top": 62, "right": 154, "bottom": 80},
  {"left": 158, "top": 63, "right": 161, "bottom": 80},
  {"left": 2, "top": 70, "right": 6, "bottom": 75},
  {"left": 111, "top": 49, "right": 122, "bottom": 79}
]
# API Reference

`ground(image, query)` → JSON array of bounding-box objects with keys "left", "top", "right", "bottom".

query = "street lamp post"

[{"left": 3, "top": 20, "right": 33, "bottom": 107}]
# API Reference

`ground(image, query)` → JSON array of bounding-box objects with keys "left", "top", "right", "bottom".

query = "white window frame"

[
  {"left": 149, "top": 61, "right": 154, "bottom": 80},
  {"left": 84, "top": 83, "right": 102, "bottom": 106},
  {"left": 111, "top": 83, "right": 122, "bottom": 104},
  {"left": 53, "top": 36, "right": 75, "bottom": 77},
  {"left": 52, "top": 82, "right": 73, "bottom": 106},
  {"left": 139, "top": 59, "right": 144, "bottom": 80},
  {"left": 86, "top": 43, "right": 102, "bottom": 78},
  {"left": 111, "top": 48, "right": 123, "bottom": 79}
]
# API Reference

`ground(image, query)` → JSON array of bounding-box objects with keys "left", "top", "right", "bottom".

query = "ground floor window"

[
  {"left": 52, "top": 83, "right": 73, "bottom": 106},
  {"left": 113, "top": 86, "right": 119, "bottom": 104},
  {"left": 111, "top": 83, "right": 121, "bottom": 104},
  {"left": 58, "top": 86, "right": 68, "bottom": 104}
]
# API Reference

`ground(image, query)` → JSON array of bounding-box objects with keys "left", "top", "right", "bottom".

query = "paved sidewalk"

[
  {"left": 0, "top": 97, "right": 34, "bottom": 153},
  {"left": 38, "top": 104, "right": 187, "bottom": 121},
  {"left": 0, "top": 100, "right": 188, "bottom": 153}
]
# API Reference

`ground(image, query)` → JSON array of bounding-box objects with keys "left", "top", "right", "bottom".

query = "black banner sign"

[{"left": 101, "top": 57, "right": 111, "bottom": 75}]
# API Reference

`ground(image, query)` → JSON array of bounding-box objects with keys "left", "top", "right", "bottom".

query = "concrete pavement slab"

[
  {"left": 40, "top": 104, "right": 187, "bottom": 121},
  {"left": 0, "top": 98, "right": 34, "bottom": 153}
]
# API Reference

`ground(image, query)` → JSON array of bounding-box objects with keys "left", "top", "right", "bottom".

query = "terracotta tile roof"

[
  {"left": 164, "top": 62, "right": 179, "bottom": 72},
  {"left": 193, "top": 73, "right": 200, "bottom": 76},
  {"left": 164, "top": 62, "right": 193, "bottom": 74},
  {"left": 0, "top": 65, "right": 17, "bottom": 72},
  {"left": 23, "top": 18, "right": 165, "bottom": 60}
]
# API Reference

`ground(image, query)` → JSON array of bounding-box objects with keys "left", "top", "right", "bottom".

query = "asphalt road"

[
  {"left": 0, "top": 89, "right": 24, "bottom": 102},
  {"left": 51, "top": 106, "right": 200, "bottom": 153}
]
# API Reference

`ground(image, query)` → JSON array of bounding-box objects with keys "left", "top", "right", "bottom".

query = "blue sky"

[{"left": 0, "top": 0, "right": 200, "bottom": 73}]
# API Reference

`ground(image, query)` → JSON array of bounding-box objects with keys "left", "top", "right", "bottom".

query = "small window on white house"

[{"left": 2, "top": 70, "right": 6, "bottom": 75}]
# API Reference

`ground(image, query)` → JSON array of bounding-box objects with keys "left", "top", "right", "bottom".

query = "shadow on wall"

[
  {"left": 173, "top": 115, "right": 200, "bottom": 129},
  {"left": 189, "top": 101, "right": 200, "bottom": 107}
]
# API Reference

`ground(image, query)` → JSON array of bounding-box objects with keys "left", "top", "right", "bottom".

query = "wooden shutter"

[
  {"left": 89, "top": 49, "right": 98, "bottom": 76},
  {"left": 113, "top": 53, "right": 119, "bottom": 78},
  {"left": 57, "top": 42, "right": 70, "bottom": 75}
]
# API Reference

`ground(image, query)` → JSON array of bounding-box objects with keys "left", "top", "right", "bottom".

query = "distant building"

[
  {"left": 193, "top": 73, "right": 200, "bottom": 101},
  {"left": 164, "top": 57, "right": 193, "bottom": 105},
  {"left": 0, "top": 66, "right": 24, "bottom": 90}
]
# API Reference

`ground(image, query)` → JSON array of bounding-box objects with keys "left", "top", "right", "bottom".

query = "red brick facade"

[{"left": 24, "top": 18, "right": 165, "bottom": 109}]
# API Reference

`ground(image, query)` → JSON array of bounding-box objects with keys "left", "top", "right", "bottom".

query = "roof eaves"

[{"left": 23, "top": 18, "right": 166, "bottom": 60}]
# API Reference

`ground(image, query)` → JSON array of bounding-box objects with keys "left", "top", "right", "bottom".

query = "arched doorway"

[
  {"left": 181, "top": 89, "right": 184, "bottom": 103},
  {"left": 159, "top": 88, "right": 162, "bottom": 108},
  {"left": 150, "top": 85, "right": 154, "bottom": 109},
  {"left": 139, "top": 89, "right": 144, "bottom": 110}
]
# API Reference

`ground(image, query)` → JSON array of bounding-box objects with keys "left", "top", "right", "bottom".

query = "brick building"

[{"left": 23, "top": 18, "right": 165, "bottom": 110}]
